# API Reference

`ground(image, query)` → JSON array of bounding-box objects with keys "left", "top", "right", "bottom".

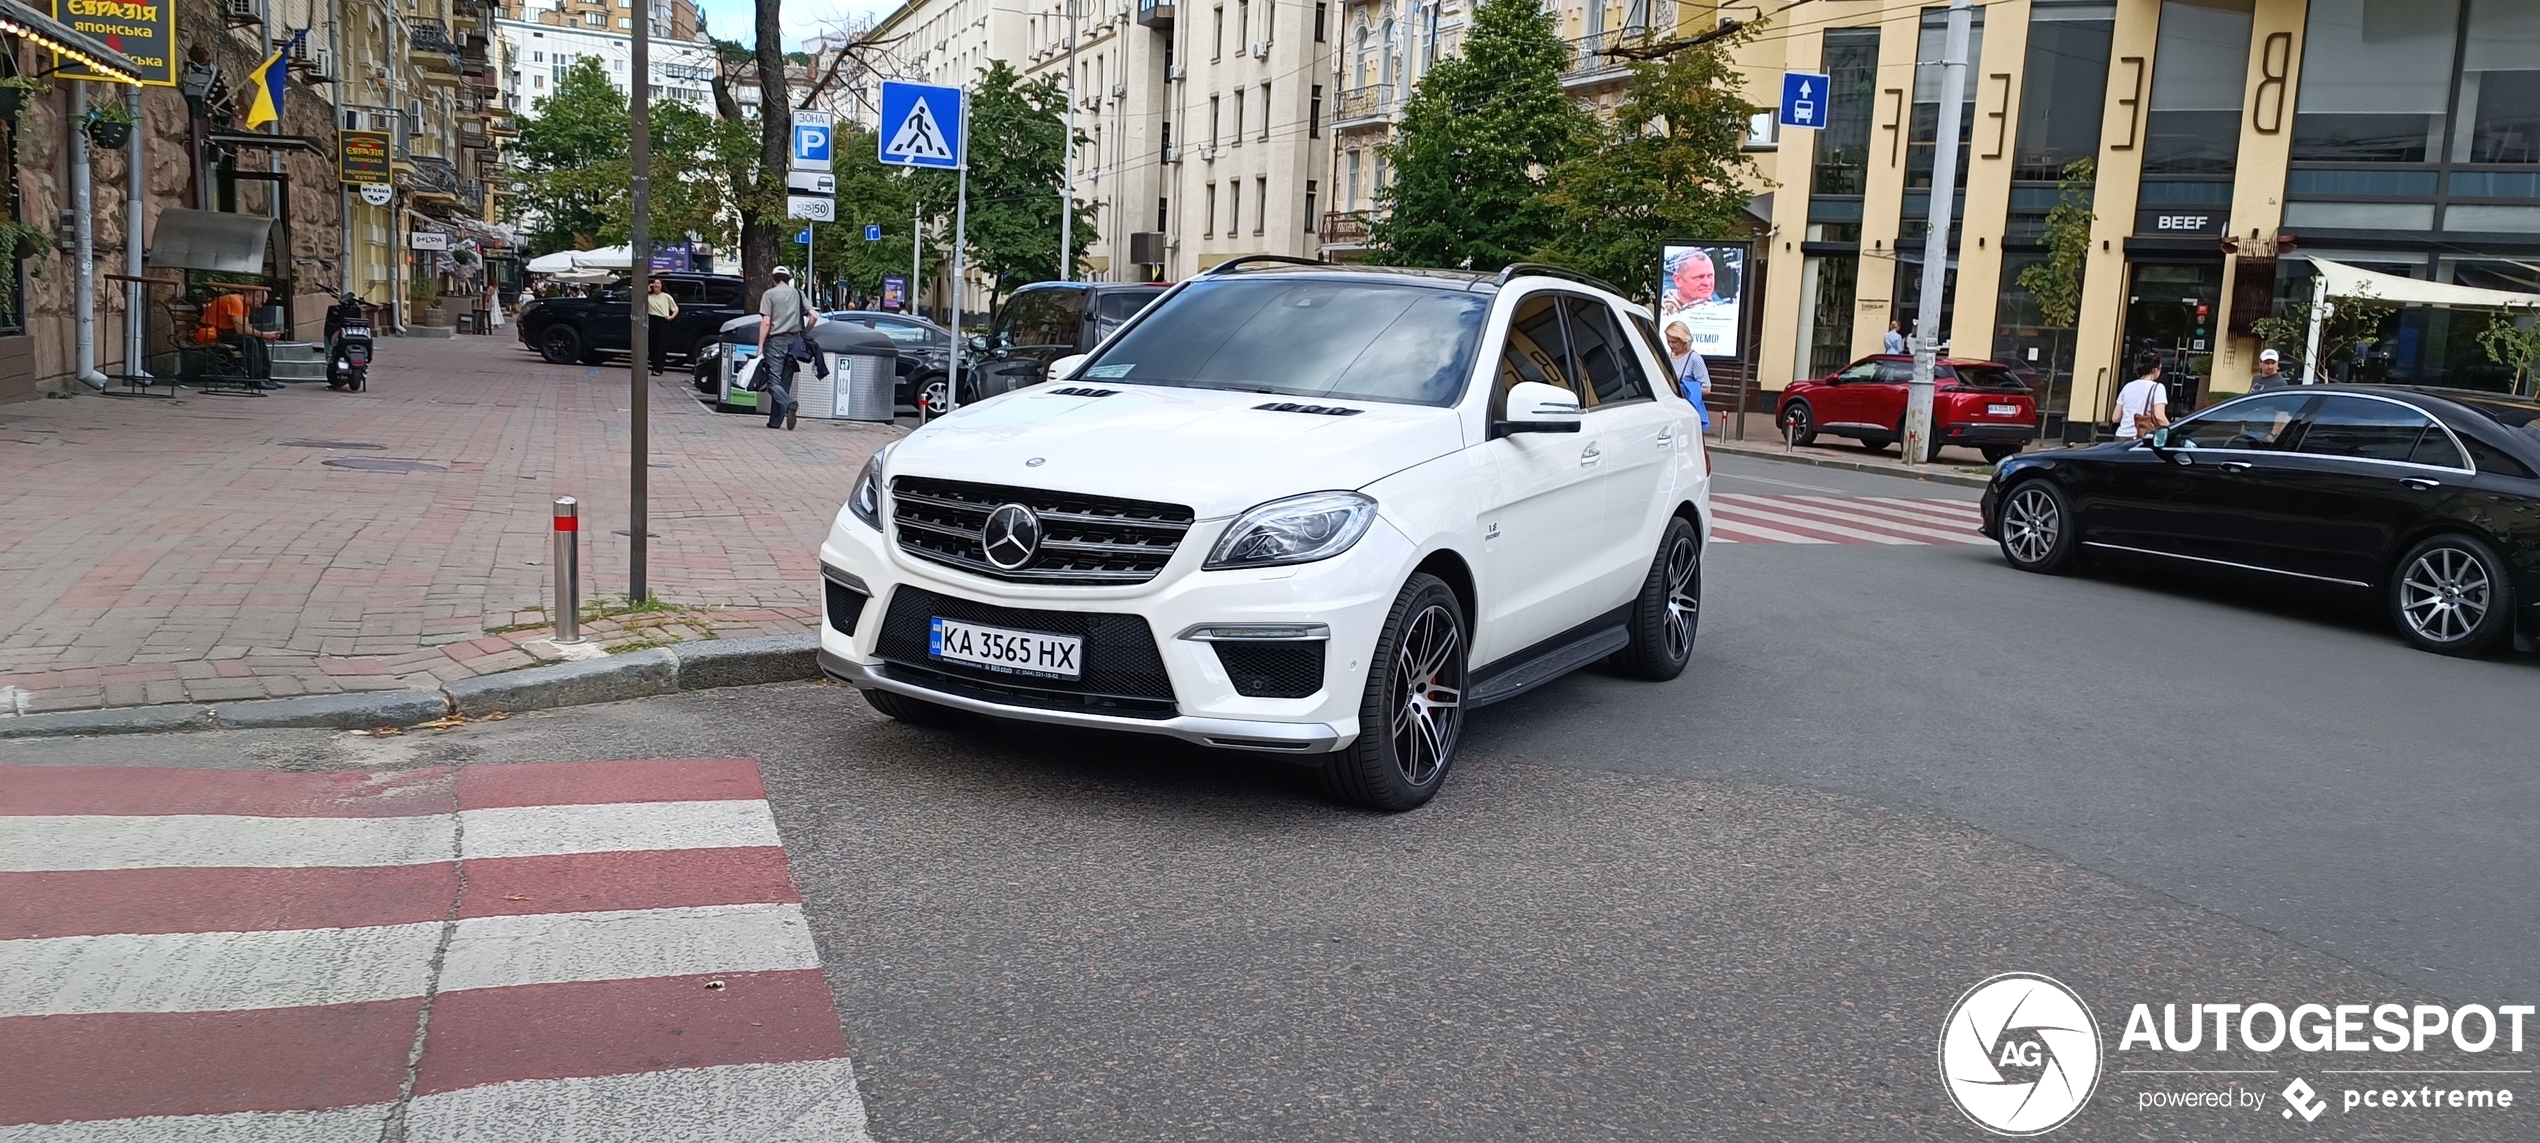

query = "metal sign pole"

[
  {"left": 628, "top": 0, "right": 652, "bottom": 600},
  {"left": 946, "top": 94, "right": 971, "bottom": 415},
  {"left": 1904, "top": 0, "right": 1973, "bottom": 465}
]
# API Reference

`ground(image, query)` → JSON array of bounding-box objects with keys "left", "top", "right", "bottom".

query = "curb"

[
  {"left": 0, "top": 634, "right": 822, "bottom": 739},
  {"left": 1708, "top": 441, "right": 1998, "bottom": 490}
]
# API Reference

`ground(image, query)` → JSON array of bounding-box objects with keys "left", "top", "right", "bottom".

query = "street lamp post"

[
  {"left": 628, "top": 0, "right": 653, "bottom": 599},
  {"left": 1060, "top": 0, "right": 1077, "bottom": 282},
  {"left": 1903, "top": 0, "right": 1973, "bottom": 466}
]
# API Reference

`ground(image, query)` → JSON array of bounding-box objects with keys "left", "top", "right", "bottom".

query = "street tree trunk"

[{"left": 743, "top": 0, "right": 790, "bottom": 300}]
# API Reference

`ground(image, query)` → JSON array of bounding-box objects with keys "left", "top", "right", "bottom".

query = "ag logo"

[{"left": 1939, "top": 973, "right": 2102, "bottom": 1135}]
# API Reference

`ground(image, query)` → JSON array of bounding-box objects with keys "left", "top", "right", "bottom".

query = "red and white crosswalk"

[
  {"left": 1710, "top": 493, "right": 1988, "bottom": 546},
  {"left": 0, "top": 759, "right": 872, "bottom": 1142}
]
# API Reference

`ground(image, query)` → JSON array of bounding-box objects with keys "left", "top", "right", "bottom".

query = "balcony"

[
  {"left": 407, "top": 19, "right": 464, "bottom": 75},
  {"left": 1137, "top": 0, "right": 1173, "bottom": 28},
  {"left": 1332, "top": 85, "right": 1391, "bottom": 130},
  {"left": 1320, "top": 210, "right": 1373, "bottom": 246},
  {"left": 1561, "top": 30, "right": 1634, "bottom": 85}
]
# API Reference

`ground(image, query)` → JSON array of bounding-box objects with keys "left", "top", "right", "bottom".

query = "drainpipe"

[
  {"left": 70, "top": 82, "right": 105, "bottom": 389},
  {"left": 333, "top": 0, "right": 351, "bottom": 296},
  {"left": 124, "top": 86, "right": 147, "bottom": 379}
]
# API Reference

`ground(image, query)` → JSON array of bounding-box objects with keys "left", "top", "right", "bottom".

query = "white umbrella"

[
  {"left": 572, "top": 245, "right": 635, "bottom": 271},
  {"left": 524, "top": 250, "right": 581, "bottom": 273}
]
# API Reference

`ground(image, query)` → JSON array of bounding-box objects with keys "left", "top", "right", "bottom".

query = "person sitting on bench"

[{"left": 193, "top": 285, "right": 282, "bottom": 388}]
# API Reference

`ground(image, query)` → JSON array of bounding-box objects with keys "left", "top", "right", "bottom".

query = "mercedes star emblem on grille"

[{"left": 981, "top": 503, "right": 1042, "bottom": 570}]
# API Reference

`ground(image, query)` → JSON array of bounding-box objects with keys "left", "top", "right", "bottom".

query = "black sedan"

[{"left": 1981, "top": 385, "right": 2540, "bottom": 657}]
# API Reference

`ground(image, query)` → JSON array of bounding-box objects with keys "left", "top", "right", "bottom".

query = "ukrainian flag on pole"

[{"left": 242, "top": 31, "right": 304, "bottom": 130}]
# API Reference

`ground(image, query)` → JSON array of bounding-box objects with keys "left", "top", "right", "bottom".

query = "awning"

[
  {"left": 0, "top": 0, "right": 143, "bottom": 84},
  {"left": 2303, "top": 256, "right": 2540, "bottom": 310},
  {"left": 144, "top": 208, "right": 274, "bottom": 274}
]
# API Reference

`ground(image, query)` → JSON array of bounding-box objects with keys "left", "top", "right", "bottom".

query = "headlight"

[
  {"left": 850, "top": 452, "right": 885, "bottom": 529},
  {"left": 1204, "top": 491, "right": 1378, "bottom": 570}
]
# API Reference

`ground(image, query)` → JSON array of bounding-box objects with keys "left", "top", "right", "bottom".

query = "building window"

[
  {"left": 1160, "top": 196, "right": 1170, "bottom": 232},
  {"left": 1309, "top": 83, "right": 1323, "bottom": 137},
  {"left": 1808, "top": 29, "right": 1878, "bottom": 201},
  {"left": 2294, "top": 0, "right": 2456, "bottom": 164},
  {"left": 584, "top": 11, "right": 603, "bottom": 25},
  {"left": 1259, "top": 83, "right": 1271, "bottom": 138},
  {"left": 2141, "top": 0, "right": 2252, "bottom": 177},
  {"left": 1895, "top": 7, "right": 1988, "bottom": 325},
  {"left": 2457, "top": 0, "right": 2540, "bottom": 164},
  {"left": 1315, "top": 0, "right": 1328, "bottom": 41},
  {"left": 1214, "top": 5, "right": 1225, "bottom": 57},
  {"left": 1230, "top": 179, "right": 1242, "bottom": 237},
  {"left": 1210, "top": 95, "right": 1221, "bottom": 147},
  {"left": 1346, "top": 149, "right": 1361, "bottom": 209},
  {"left": 1256, "top": 176, "right": 1269, "bottom": 233},
  {"left": 1161, "top": 120, "right": 1173, "bottom": 159},
  {"left": 1206, "top": 183, "right": 1218, "bottom": 234},
  {"left": 1238, "top": 0, "right": 1249, "bottom": 46},
  {"left": 1304, "top": 179, "right": 1318, "bottom": 229},
  {"left": 1232, "top": 88, "right": 1245, "bottom": 145}
]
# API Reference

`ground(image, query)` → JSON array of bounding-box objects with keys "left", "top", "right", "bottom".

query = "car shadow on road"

[{"left": 2070, "top": 552, "right": 2540, "bottom": 667}]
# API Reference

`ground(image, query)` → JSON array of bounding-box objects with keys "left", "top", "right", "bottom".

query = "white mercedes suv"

[{"left": 818, "top": 259, "right": 1711, "bottom": 810}]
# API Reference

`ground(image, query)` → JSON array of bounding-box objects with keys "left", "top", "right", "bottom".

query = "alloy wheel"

[
  {"left": 1662, "top": 534, "right": 1700, "bottom": 663},
  {"left": 2002, "top": 486, "right": 2061, "bottom": 566},
  {"left": 2398, "top": 546, "right": 2491, "bottom": 644},
  {"left": 1783, "top": 405, "right": 1810, "bottom": 438},
  {"left": 1390, "top": 603, "right": 1463, "bottom": 788}
]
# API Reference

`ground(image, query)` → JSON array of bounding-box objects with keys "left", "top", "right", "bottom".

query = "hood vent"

[
  {"left": 1254, "top": 402, "right": 1364, "bottom": 417},
  {"left": 1046, "top": 386, "right": 1121, "bottom": 397}
]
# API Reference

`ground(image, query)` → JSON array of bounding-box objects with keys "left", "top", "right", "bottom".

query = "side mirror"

[
  {"left": 1047, "top": 353, "right": 1090, "bottom": 381},
  {"left": 1493, "top": 381, "right": 1584, "bottom": 436},
  {"left": 967, "top": 333, "right": 989, "bottom": 354}
]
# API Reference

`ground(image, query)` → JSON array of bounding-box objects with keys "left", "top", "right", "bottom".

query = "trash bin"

[
  {"left": 836, "top": 349, "right": 895, "bottom": 422},
  {"left": 455, "top": 314, "right": 477, "bottom": 335}
]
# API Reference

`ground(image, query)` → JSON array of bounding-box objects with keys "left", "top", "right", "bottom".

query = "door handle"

[
  {"left": 2217, "top": 461, "right": 2253, "bottom": 473},
  {"left": 1656, "top": 431, "right": 1675, "bottom": 449},
  {"left": 1580, "top": 443, "right": 1603, "bottom": 467},
  {"left": 2399, "top": 477, "right": 2442, "bottom": 491}
]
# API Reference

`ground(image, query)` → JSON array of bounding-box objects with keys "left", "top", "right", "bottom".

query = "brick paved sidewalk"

[{"left": 0, "top": 336, "right": 895, "bottom": 714}]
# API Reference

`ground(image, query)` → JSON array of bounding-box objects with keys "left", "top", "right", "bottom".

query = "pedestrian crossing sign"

[{"left": 877, "top": 82, "right": 963, "bottom": 170}]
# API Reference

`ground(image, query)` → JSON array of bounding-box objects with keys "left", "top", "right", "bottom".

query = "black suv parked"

[
  {"left": 967, "top": 281, "right": 1167, "bottom": 400},
  {"left": 517, "top": 273, "right": 748, "bottom": 366}
]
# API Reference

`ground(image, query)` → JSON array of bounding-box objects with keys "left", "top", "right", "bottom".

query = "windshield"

[{"left": 1078, "top": 278, "right": 1490, "bottom": 407}]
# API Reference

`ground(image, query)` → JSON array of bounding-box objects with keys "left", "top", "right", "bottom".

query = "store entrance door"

[{"left": 2121, "top": 261, "right": 2224, "bottom": 414}]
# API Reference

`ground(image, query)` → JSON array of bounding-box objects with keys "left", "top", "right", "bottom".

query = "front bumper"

[{"left": 818, "top": 500, "right": 1414, "bottom": 755}]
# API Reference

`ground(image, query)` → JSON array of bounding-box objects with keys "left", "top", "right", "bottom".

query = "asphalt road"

[{"left": 8, "top": 453, "right": 2533, "bottom": 1141}]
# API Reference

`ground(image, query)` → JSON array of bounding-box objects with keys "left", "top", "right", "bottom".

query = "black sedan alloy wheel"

[
  {"left": 2390, "top": 534, "right": 2514, "bottom": 657},
  {"left": 1998, "top": 481, "right": 2076, "bottom": 573}
]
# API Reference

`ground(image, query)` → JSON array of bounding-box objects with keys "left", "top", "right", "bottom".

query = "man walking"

[
  {"left": 645, "top": 278, "right": 679, "bottom": 375},
  {"left": 2249, "top": 347, "right": 2291, "bottom": 391},
  {"left": 755, "top": 266, "right": 808, "bottom": 430}
]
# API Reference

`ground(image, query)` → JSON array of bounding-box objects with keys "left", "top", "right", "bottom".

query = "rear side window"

[
  {"left": 709, "top": 281, "right": 744, "bottom": 306},
  {"left": 995, "top": 288, "right": 1086, "bottom": 349},
  {"left": 2409, "top": 428, "right": 2467, "bottom": 470},
  {"left": 2299, "top": 395, "right": 2447, "bottom": 463},
  {"left": 2464, "top": 436, "right": 2537, "bottom": 478},
  {"left": 1951, "top": 365, "right": 2028, "bottom": 392},
  {"left": 1561, "top": 296, "right": 1650, "bottom": 406}
]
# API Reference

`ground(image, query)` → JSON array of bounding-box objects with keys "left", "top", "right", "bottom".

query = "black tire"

[
  {"left": 1980, "top": 444, "right": 2020, "bottom": 465},
  {"left": 1996, "top": 478, "right": 2078, "bottom": 574},
  {"left": 1777, "top": 400, "right": 1819, "bottom": 446},
  {"left": 860, "top": 687, "right": 968, "bottom": 727},
  {"left": 2389, "top": 534, "right": 2515, "bottom": 657},
  {"left": 1610, "top": 516, "right": 1700, "bottom": 681},
  {"left": 1857, "top": 435, "right": 1892, "bottom": 453},
  {"left": 537, "top": 325, "right": 582, "bottom": 365},
  {"left": 1319, "top": 573, "right": 1466, "bottom": 812}
]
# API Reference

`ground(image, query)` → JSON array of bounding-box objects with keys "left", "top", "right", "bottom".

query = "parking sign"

[{"left": 791, "top": 111, "right": 834, "bottom": 172}]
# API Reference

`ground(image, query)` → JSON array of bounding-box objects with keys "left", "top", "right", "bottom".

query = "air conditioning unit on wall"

[{"left": 1251, "top": 41, "right": 1269, "bottom": 58}]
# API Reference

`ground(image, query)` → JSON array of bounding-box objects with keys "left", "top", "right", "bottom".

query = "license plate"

[
  {"left": 929, "top": 617, "right": 1082, "bottom": 680},
  {"left": 1987, "top": 403, "right": 2020, "bottom": 416}
]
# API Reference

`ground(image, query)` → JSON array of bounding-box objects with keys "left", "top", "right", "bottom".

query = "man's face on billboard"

[{"left": 1674, "top": 256, "right": 1716, "bottom": 304}]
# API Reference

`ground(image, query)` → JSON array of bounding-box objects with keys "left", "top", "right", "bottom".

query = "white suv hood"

[{"left": 887, "top": 383, "right": 1468, "bottom": 518}]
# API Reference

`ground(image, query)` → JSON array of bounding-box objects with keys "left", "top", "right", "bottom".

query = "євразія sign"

[{"left": 55, "top": 0, "right": 176, "bottom": 86}]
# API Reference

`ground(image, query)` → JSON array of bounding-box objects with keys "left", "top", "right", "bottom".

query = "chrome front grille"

[{"left": 891, "top": 476, "right": 1196, "bottom": 585}]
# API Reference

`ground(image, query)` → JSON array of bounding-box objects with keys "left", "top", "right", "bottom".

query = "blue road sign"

[
  {"left": 877, "top": 81, "right": 964, "bottom": 169},
  {"left": 864, "top": 224, "right": 882, "bottom": 242},
  {"left": 1780, "top": 72, "right": 1831, "bottom": 129},
  {"left": 794, "top": 229, "right": 811, "bottom": 245},
  {"left": 791, "top": 115, "right": 833, "bottom": 170}
]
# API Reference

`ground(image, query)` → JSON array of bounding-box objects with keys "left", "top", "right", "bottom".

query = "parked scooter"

[{"left": 324, "top": 294, "right": 372, "bottom": 392}]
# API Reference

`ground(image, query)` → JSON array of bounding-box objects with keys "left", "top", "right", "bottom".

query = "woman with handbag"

[{"left": 2110, "top": 352, "right": 2171, "bottom": 442}]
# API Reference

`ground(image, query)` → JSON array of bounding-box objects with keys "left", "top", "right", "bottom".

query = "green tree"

[
  {"left": 2477, "top": 309, "right": 2540, "bottom": 397},
  {"left": 1534, "top": 25, "right": 1761, "bottom": 291},
  {"left": 1368, "top": 0, "right": 1590, "bottom": 270},
  {"left": 2252, "top": 284, "right": 2396, "bottom": 381},
  {"left": 513, "top": 59, "right": 628, "bottom": 252},
  {"left": 960, "top": 60, "right": 1098, "bottom": 302},
  {"left": 2012, "top": 158, "right": 2094, "bottom": 416}
]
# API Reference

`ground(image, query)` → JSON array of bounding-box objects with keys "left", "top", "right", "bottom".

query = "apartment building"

[{"left": 495, "top": 0, "right": 717, "bottom": 109}]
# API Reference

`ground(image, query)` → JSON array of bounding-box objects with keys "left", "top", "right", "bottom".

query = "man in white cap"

[{"left": 2249, "top": 347, "right": 2292, "bottom": 392}]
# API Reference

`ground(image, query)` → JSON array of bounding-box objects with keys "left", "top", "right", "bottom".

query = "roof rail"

[
  {"left": 1494, "top": 262, "right": 1626, "bottom": 296},
  {"left": 1200, "top": 254, "right": 1333, "bottom": 276}
]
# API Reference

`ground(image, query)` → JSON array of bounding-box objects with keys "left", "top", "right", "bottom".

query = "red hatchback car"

[{"left": 1775, "top": 355, "right": 2040, "bottom": 464}]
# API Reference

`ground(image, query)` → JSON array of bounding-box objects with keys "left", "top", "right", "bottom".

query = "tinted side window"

[
  {"left": 1562, "top": 296, "right": 1648, "bottom": 406},
  {"left": 1834, "top": 362, "right": 1879, "bottom": 382},
  {"left": 2298, "top": 396, "right": 2438, "bottom": 462},
  {"left": 2167, "top": 393, "right": 2312, "bottom": 450},
  {"left": 1495, "top": 294, "right": 1578, "bottom": 413},
  {"left": 711, "top": 282, "right": 745, "bottom": 306},
  {"left": 1952, "top": 365, "right": 2028, "bottom": 392},
  {"left": 1093, "top": 291, "right": 1157, "bottom": 341},
  {"left": 2409, "top": 427, "right": 2467, "bottom": 470},
  {"left": 1873, "top": 360, "right": 1915, "bottom": 384},
  {"left": 996, "top": 288, "right": 1086, "bottom": 348}
]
